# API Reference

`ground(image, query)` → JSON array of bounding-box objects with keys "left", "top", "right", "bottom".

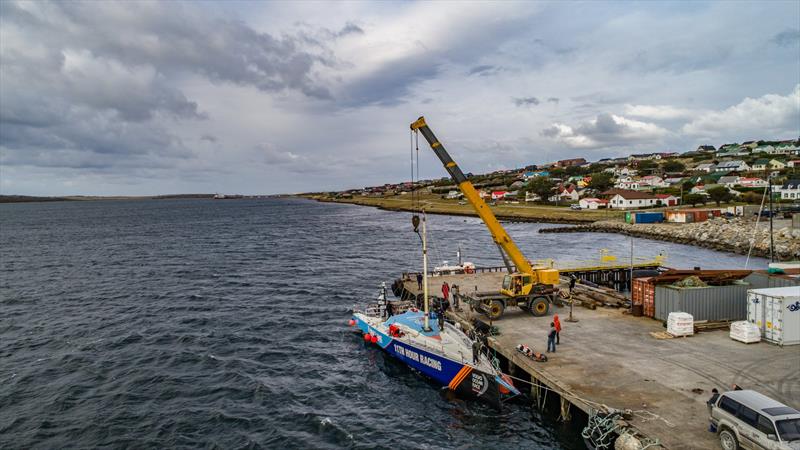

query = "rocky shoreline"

[{"left": 540, "top": 217, "right": 800, "bottom": 261}]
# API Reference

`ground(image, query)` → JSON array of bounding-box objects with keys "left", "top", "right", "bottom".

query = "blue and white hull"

[{"left": 351, "top": 310, "right": 518, "bottom": 409}]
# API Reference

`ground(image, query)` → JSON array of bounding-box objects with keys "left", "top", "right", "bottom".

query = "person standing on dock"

[
  {"left": 472, "top": 339, "right": 480, "bottom": 364},
  {"left": 553, "top": 314, "right": 562, "bottom": 344},
  {"left": 547, "top": 322, "right": 557, "bottom": 353},
  {"left": 416, "top": 273, "right": 423, "bottom": 290},
  {"left": 441, "top": 282, "right": 450, "bottom": 303},
  {"left": 452, "top": 284, "right": 460, "bottom": 310}
]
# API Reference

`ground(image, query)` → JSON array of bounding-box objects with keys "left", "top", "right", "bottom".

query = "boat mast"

[{"left": 422, "top": 213, "right": 431, "bottom": 331}]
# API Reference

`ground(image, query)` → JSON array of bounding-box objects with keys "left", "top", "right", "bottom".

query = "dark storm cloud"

[
  {"left": 513, "top": 97, "right": 540, "bottom": 107},
  {"left": 339, "top": 54, "right": 440, "bottom": 107},
  {"left": 0, "top": 0, "right": 336, "bottom": 172},
  {"left": 772, "top": 29, "right": 800, "bottom": 47}
]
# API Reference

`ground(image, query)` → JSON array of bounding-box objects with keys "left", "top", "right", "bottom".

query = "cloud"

[
  {"left": 772, "top": 29, "right": 800, "bottom": 47},
  {"left": 0, "top": 0, "right": 338, "bottom": 175},
  {"left": 337, "top": 22, "right": 364, "bottom": 37},
  {"left": 200, "top": 135, "right": 218, "bottom": 143},
  {"left": 546, "top": 97, "right": 559, "bottom": 104},
  {"left": 468, "top": 65, "right": 500, "bottom": 76},
  {"left": 623, "top": 104, "right": 701, "bottom": 121},
  {"left": 541, "top": 113, "right": 668, "bottom": 148},
  {"left": 682, "top": 85, "right": 800, "bottom": 138},
  {"left": 513, "top": 97, "right": 540, "bottom": 107}
]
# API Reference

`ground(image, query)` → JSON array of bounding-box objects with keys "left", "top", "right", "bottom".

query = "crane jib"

[{"left": 416, "top": 126, "right": 467, "bottom": 184}]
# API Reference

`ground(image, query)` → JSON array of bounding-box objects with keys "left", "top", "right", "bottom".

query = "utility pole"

[
  {"left": 768, "top": 174, "right": 774, "bottom": 262},
  {"left": 629, "top": 233, "right": 634, "bottom": 313}
]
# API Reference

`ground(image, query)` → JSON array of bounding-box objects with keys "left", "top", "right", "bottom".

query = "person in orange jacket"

[{"left": 553, "top": 314, "right": 562, "bottom": 344}]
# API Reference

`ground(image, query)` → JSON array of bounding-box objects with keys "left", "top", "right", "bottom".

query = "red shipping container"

[{"left": 632, "top": 277, "right": 655, "bottom": 317}]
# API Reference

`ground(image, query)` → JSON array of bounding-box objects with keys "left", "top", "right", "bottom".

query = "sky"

[{"left": 0, "top": 1, "right": 799, "bottom": 196}]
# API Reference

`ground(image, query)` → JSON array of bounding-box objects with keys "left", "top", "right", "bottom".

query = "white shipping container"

[{"left": 747, "top": 287, "right": 800, "bottom": 346}]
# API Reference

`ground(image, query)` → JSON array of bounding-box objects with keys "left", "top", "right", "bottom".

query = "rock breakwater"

[{"left": 541, "top": 217, "right": 800, "bottom": 261}]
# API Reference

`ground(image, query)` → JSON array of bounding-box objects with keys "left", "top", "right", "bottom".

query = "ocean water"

[{"left": 0, "top": 198, "right": 766, "bottom": 449}]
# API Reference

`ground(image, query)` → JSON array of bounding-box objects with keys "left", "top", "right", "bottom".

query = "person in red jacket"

[
  {"left": 553, "top": 314, "right": 562, "bottom": 344},
  {"left": 441, "top": 282, "right": 450, "bottom": 303}
]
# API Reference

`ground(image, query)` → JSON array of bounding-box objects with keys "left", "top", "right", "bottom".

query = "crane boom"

[{"left": 410, "top": 116, "right": 533, "bottom": 275}]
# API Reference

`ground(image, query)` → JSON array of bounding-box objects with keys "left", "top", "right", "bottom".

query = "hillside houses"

[{"left": 715, "top": 160, "right": 750, "bottom": 172}]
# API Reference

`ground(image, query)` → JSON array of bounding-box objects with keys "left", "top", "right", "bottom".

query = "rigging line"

[
  {"left": 745, "top": 182, "right": 769, "bottom": 268},
  {"left": 415, "top": 130, "right": 420, "bottom": 213}
]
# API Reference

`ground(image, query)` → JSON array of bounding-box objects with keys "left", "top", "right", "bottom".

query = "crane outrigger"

[{"left": 410, "top": 116, "right": 560, "bottom": 319}]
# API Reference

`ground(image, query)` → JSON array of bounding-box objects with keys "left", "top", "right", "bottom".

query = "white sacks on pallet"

[
  {"left": 667, "top": 312, "right": 694, "bottom": 336},
  {"left": 730, "top": 321, "right": 761, "bottom": 344}
]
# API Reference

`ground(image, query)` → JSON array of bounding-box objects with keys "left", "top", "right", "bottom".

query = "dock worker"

[
  {"left": 553, "top": 314, "right": 562, "bottom": 344},
  {"left": 452, "top": 284, "right": 460, "bottom": 310},
  {"left": 441, "top": 282, "right": 450, "bottom": 303},
  {"left": 472, "top": 339, "right": 480, "bottom": 364},
  {"left": 569, "top": 274, "right": 577, "bottom": 294},
  {"left": 438, "top": 309, "right": 445, "bottom": 331},
  {"left": 547, "top": 322, "right": 557, "bottom": 353},
  {"left": 416, "top": 273, "right": 423, "bottom": 290}
]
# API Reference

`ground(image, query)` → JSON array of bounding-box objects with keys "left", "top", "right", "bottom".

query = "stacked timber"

[{"left": 569, "top": 282, "right": 630, "bottom": 309}]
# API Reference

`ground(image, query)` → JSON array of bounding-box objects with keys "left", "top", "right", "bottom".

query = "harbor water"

[{"left": 0, "top": 198, "right": 767, "bottom": 449}]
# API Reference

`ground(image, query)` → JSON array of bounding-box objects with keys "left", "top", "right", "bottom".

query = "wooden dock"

[{"left": 399, "top": 272, "right": 800, "bottom": 449}]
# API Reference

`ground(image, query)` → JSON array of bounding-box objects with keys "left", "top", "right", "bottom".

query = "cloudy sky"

[{"left": 1, "top": 1, "right": 798, "bottom": 196}]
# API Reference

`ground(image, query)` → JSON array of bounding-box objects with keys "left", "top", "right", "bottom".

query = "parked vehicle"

[
  {"left": 570, "top": 204, "right": 582, "bottom": 210},
  {"left": 709, "top": 389, "right": 800, "bottom": 450}
]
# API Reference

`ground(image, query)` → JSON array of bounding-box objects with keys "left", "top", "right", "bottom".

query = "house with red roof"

[{"left": 656, "top": 194, "right": 679, "bottom": 206}]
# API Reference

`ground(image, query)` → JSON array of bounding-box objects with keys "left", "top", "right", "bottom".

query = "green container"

[{"left": 625, "top": 211, "right": 632, "bottom": 223}]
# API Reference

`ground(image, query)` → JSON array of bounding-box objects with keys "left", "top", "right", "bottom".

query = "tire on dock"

[
  {"left": 486, "top": 300, "right": 505, "bottom": 320},
  {"left": 528, "top": 297, "right": 550, "bottom": 317}
]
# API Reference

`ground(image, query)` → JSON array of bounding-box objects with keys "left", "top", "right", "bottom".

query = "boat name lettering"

[{"left": 393, "top": 345, "right": 442, "bottom": 371}]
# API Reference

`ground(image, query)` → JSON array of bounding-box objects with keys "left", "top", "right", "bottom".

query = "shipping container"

[
  {"left": 634, "top": 212, "right": 664, "bottom": 224},
  {"left": 654, "top": 283, "right": 751, "bottom": 322},
  {"left": 632, "top": 277, "right": 656, "bottom": 317},
  {"left": 747, "top": 287, "right": 800, "bottom": 346},
  {"left": 744, "top": 271, "right": 800, "bottom": 290}
]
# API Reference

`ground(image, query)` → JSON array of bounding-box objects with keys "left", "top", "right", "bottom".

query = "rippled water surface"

[{"left": 0, "top": 198, "right": 766, "bottom": 449}]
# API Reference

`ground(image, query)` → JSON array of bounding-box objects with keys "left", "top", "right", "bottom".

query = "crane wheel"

[
  {"left": 530, "top": 298, "right": 550, "bottom": 317},
  {"left": 486, "top": 300, "right": 504, "bottom": 320}
]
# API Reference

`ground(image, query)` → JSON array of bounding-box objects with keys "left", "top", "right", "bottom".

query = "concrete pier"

[{"left": 402, "top": 272, "right": 800, "bottom": 449}]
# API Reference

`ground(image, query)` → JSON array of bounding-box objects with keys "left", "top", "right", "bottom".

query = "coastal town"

[{"left": 307, "top": 138, "right": 800, "bottom": 260}]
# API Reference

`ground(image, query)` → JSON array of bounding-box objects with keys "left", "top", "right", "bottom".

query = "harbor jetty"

[
  {"left": 541, "top": 217, "right": 800, "bottom": 260},
  {"left": 394, "top": 270, "right": 800, "bottom": 450}
]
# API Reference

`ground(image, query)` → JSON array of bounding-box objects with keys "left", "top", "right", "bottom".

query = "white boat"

[{"left": 350, "top": 214, "right": 519, "bottom": 409}]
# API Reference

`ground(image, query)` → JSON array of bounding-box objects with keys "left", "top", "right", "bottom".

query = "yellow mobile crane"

[{"left": 410, "top": 116, "right": 560, "bottom": 319}]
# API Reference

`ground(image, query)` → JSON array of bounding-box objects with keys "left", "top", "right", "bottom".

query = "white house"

[
  {"left": 754, "top": 144, "right": 774, "bottom": 154},
  {"left": 578, "top": 198, "right": 609, "bottom": 209},
  {"left": 787, "top": 160, "right": 800, "bottom": 168},
  {"left": 737, "top": 177, "right": 768, "bottom": 188},
  {"left": 603, "top": 189, "right": 658, "bottom": 209},
  {"left": 768, "top": 143, "right": 800, "bottom": 155},
  {"left": 718, "top": 176, "right": 740, "bottom": 187},
  {"left": 639, "top": 175, "right": 667, "bottom": 188},
  {"left": 549, "top": 185, "right": 580, "bottom": 202},
  {"left": 778, "top": 179, "right": 800, "bottom": 200},
  {"left": 491, "top": 190, "right": 509, "bottom": 200},
  {"left": 655, "top": 194, "right": 680, "bottom": 206},
  {"left": 446, "top": 190, "right": 463, "bottom": 199},
  {"left": 694, "top": 163, "right": 716, "bottom": 173},
  {"left": 715, "top": 160, "right": 750, "bottom": 172}
]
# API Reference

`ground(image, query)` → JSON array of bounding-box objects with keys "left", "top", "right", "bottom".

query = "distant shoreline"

[{"left": 0, "top": 194, "right": 284, "bottom": 204}]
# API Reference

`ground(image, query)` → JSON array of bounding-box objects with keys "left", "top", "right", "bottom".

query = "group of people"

[
  {"left": 414, "top": 274, "right": 461, "bottom": 311},
  {"left": 547, "top": 314, "right": 562, "bottom": 353}
]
